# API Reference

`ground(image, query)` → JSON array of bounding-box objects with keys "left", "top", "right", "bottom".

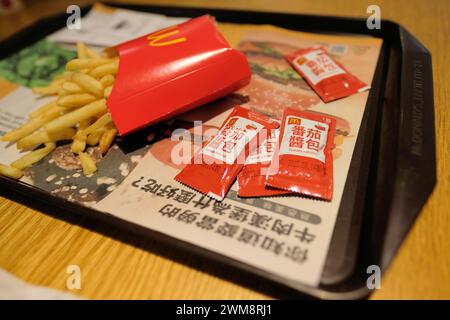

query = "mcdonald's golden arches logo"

[
  {"left": 288, "top": 117, "right": 302, "bottom": 125},
  {"left": 147, "top": 25, "right": 187, "bottom": 47}
]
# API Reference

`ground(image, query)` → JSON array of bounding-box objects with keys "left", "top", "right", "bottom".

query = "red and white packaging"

[
  {"left": 175, "top": 106, "right": 278, "bottom": 201},
  {"left": 266, "top": 108, "right": 336, "bottom": 200},
  {"left": 285, "top": 47, "right": 369, "bottom": 103},
  {"left": 237, "top": 126, "right": 291, "bottom": 197},
  {"left": 107, "top": 15, "right": 251, "bottom": 135}
]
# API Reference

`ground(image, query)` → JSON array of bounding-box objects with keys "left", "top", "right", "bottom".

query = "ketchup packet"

[
  {"left": 285, "top": 47, "right": 369, "bottom": 103},
  {"left": 175, "top": 106, "right": 278, "bottom": 201},
  {"left": 107, "top": 15, "right": 251, "bottom": 135},
  {"left": 266, "top": 108, "right": 336, "bottom": 200},
  {"left": 237, "top": 127, "right": 291, "bottom": 197}
]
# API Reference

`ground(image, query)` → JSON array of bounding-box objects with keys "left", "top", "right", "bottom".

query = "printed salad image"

[{"left": 0, "top": 40, "right": 76, "bottom": 88}]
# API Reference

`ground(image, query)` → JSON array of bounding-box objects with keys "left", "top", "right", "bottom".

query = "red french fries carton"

[
  {"left": 237, "top": 126, "right": 291, "bottom": 197},
  {"left": 175, "top": 106, "right": 278, "bottom": 201},
  {"left": 107, "top": 15, "right": 251, "bottom": 135},
  {"left": 266, "top": 108, "right": 336, "bottom": 201},
  {"left": 285, "top": 47, "right": 369, "bottom": 103}
]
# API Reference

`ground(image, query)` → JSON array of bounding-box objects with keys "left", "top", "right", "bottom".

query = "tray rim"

[{"left": 0, "top": 3, "right": 436, "bottom": 300}]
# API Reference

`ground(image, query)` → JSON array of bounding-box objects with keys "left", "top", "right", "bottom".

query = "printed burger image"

[
  {"left": 235, "top": 40, "right": 350, "bottom": 160},
  {"left": 237, "top": 41, "right": 321, "bottom": 117}
]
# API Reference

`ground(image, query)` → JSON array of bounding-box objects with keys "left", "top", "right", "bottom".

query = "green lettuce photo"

[{"left": 0, "top": 40, "right": 76, "bottom": 88}]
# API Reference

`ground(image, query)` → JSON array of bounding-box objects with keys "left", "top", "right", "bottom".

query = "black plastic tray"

[{"left": 0, "top": 3, "right": 436, "bottom": 299}]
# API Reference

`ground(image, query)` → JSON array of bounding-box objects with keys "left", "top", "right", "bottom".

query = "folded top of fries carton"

[{"left": 106, "top": 15, "right": 251, "bottom": 135}]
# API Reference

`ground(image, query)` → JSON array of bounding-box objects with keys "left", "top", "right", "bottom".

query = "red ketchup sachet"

[
  {"left": 285, "top": 47, "right": 369, "bottom": 103},
  {"left": 266, "top": 108, "right": 336, "bottom": 201},
  {"left": 237, "top": 126, "right": 291, "bottom": 197},
  {"left": 175, "top": 106, "right": 278, "bottom": 201}
]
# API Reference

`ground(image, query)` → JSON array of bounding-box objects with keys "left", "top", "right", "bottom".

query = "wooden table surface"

[{"left": 0, "top": 0, "right": 449, "bottom": 299}]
